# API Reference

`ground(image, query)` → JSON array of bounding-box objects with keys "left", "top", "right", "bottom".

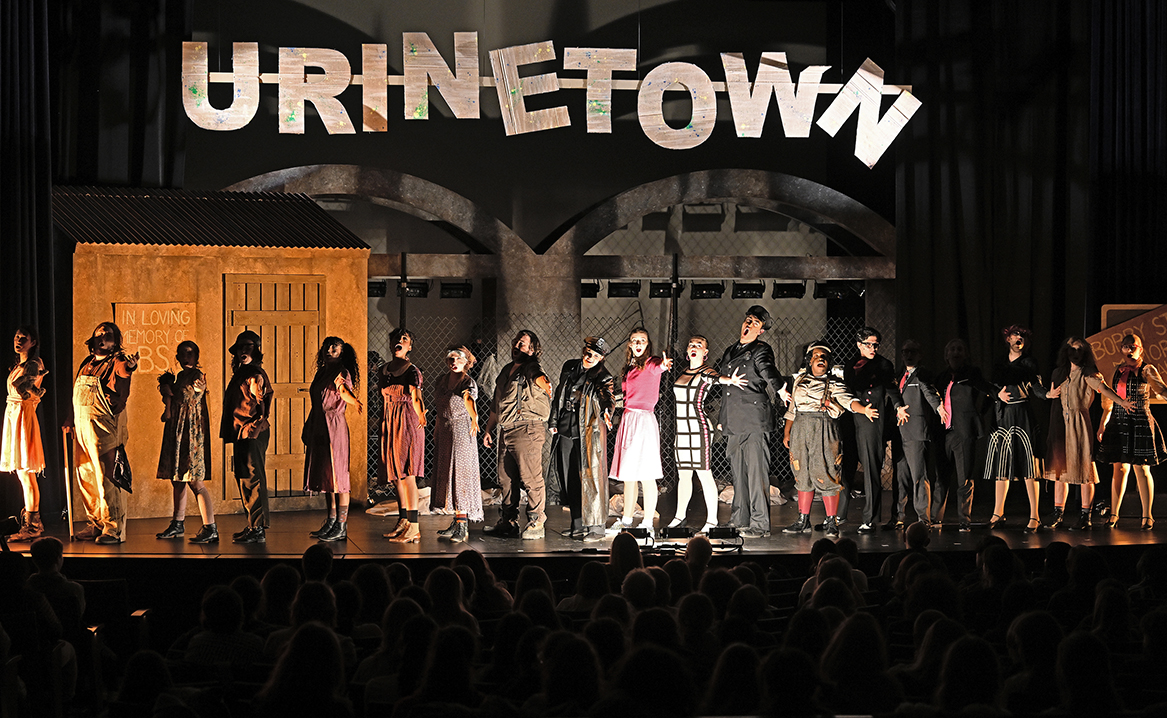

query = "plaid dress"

[{"left": 1099, "top": 363, "right": 1167, "bottom": 466}]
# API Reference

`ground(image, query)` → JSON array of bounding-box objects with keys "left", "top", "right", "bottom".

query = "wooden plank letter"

[
  {"left": 563, "top": 47, "right": 637, "bottom": 133},
  {"left": 815, "top": 58, "right": 922, "bottom": 168},
  {"left": 403, "top": 32, "right": 481, "bottom": 120},
  {"left": 362, "top": 44, "right": 389, "bottom": 132},
  {"left": 721, "top": 52, "right": 829, "bottom": 138},
  {"left": 489, "top": 41, "right": 571, "bottom": 136},
  {"left": 181, "top": 42, "right": 260, "bottom": 131},
  {"left": 637, "top": 62, "right": 717, "bottom": 150},
  {"left": 278, "top": 47, "right": 356, "bottom": 134}
]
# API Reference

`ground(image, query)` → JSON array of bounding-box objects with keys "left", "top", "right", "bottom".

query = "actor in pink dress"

[
  {"left": 304, "top": 337, "right": 363, "bottom": 542},
  {"left": 608, "top": 328, "right": 673, "bottom": 536}
]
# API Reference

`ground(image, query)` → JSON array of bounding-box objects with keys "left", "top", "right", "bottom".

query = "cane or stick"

[{"left": 61, "top": 426, "right": 75, "bottom": 540}]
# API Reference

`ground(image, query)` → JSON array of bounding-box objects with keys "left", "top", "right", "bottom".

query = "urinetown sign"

[{"left": 182, "top": 33, "right": 920, "bottom": 168}]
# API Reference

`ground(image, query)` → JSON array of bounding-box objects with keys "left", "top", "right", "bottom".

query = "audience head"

[
  {"left": 727, "top": 583, "right": 767, "bottom": 623},
  {"left": 575, "top": 560, "right": 610, "bottom": 601},
  {"left": 1006, "top": 610, "right": 1063, "bottom": 672},
  {"left": 28, "top": 536, "right": 65, "bottom": 572},
  {"left": 936, "top": 635, "right": 1001, "bottom": 712},
  {"left": 518, "top": 588, "right": 561, "bottom": 630},
  {"left": 489, "top": 611, "right": 533, "bottom": 667},
  {"left": 760, "top": 648, "right": 820, "bottom": 717},
  {"left": 385, "top": 562, "right": 413, "bottom": 595},
  {"left": 351, "top": 564, "right": 392, "bottom": 623},
  {"left": 1042, "top": 540, "right": 1073, "bottom": 578},
  {"left": 584, "top": 617, "right": 627, "bottom": 671},
  {"left": 258, "top": 622, "right": 346, "bottom": 707},
  {"left": 810, "top": 577, "right": 856, "bottom": 615},
  {"left": 783, "top": 607, "right": 831, "bottom": 663},
  {"left": 834, "top": 538, "right": 860, "bottom": 569},
  {"left": 200, "top": 585, "right": 245, "bottom": 634},
  {"left": 685, "top": 535, "right": 712, "bottom": 573},
  {"left": 116, "top": 650, "right": 172, "bottom": 705},
  {"left": 397, "top": 584, "right": 432, "bottom": 612},
  {"left": 809, "top": 538, "right": 837, "bottom": 570},
  {"left": 451, "top": 549, "right": 498, "bottom": 588},
  {"left": 622, "top": 568, "right": 657, "bottom": 612},
  {"left": 591, "top": 593, "right": 631, "bottom": 627},
  {"left": 699, "top": 568, "right": 743, "bottom": 620},
  {"left": 260, "top": 563, "right": 302, "bottom": 626},
  {"left": 610, "top": 645, "right": 695, "bottom": 717},
  {"left": 416, "top": 625, "right": 478, "bottom": 703},
  {"left": 424, "top": 566, "right": 467, "bottom": 613},
  {"left": 1056, "top": 630, "right": 1119, "bottom": 715},
  {"left": 291, "top": 581, "right": 337, "bottom": 628},
  {"left": 663, "top": 558, "right": 693, "bottom": 604},
  {"left": 981, "top": 543, "right": 1019, "bottom": 587},
  {"left": 1067, "top": 545, "right": 1110, "bottom": 590},
  {"left": 905, "top": 521, "right": 931, "bottom": 549},
  {"left": 821, "top": 612, "right": 888, "bottom": 680},
  {"left": 631, "top": 607, "right": 679, "bottom": 649},
  {"left": 647, "top": 566, "right": 671, "bottom": 607},
  {"left": 230, "top": 575, "right": 263, "bottom": 625},
  {"left": 379, "top": 597, "right": 424, "bottom": 652},
  {"left": 541, "top": 632, "right": 601, "bottom": 712},
  {"left": 702, "top": 642, "right": 761, "bottom": 716},
  {"left": 610, "top": 532, "right": 644, "bottom": 584},
  {"left": 452, "top": 565, "right": 476, "bottom": 604},
  {"left": 677, "top": 592, "right": 716, "bottom": 636},
  {"left": 514, "top": 564, "right": 554, "bottom": 606},
  {"left": 300, "top": 543, "right": 333, "bottom": 582}
]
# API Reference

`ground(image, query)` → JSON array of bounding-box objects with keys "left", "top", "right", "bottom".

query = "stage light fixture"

[
  {"left": 707, "top": 526, "right": 740, "bottom": 539},
  {"left": 607, "top": 281, "right": 641, "bottom": 298},
  {"left": 660, "top": 525, "right": 695, "bottom": 539},
  {"left": 368, "top": 280, "right": 387, "bottom": 298},
  {"left": 581, "top": 281, "right": 601, "bottom": 298},
  {"left": 397, "top": 280, "right": 429, "bottom": 298},
  {"left": 732, "top": 281, "right": 766, "bottom": 299},
  {"left": 690, "top": 282, "right": 725, "bottom": 300},
  {"left": 812, "top": 282, "right": 851, "bottom": 300},
  {"left": 772, "top": 281, "right": 807, "bottom": 299},
  {"left": 649, "top": 280, "right": 682, "bottom": 298},
  {"left": 440, "top": 281, "right": 473, "bottom": 299}
]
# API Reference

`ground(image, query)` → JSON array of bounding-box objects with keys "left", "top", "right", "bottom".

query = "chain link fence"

[{"left": 366, "top": 202, "right": 892, "bottom": 505}]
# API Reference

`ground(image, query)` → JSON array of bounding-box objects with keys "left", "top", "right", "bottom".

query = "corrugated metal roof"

[{"left": 52, "top": 186, "right": 369, "bottom": 250}]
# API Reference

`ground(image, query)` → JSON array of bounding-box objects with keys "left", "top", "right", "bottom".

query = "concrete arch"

[
  {"left": 537, "top": 169, "right": 895, "bottom": 259},
  {"left": 224, "top": 164, "right": 532, "bottom": 256}
]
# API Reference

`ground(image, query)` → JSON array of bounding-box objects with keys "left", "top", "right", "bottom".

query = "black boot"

[
  {"left": 189, "top": 523, "right": 219, "bottom": 544},
  {"left": 448, "top": 519, "right": 469, "bottom": 543},
  {"left": 783, "top": 514, "right": 812, "bottom": 534},
  {"left": 436, "top": 519, "right": 458, "bottom": 537},
  {"left": 1068, "top": 510, "right": 1092, "bottom": 531},
  {"left": 1044, "top": 507, "right": 1064, "bottom": 529},
  {"left": 824, "top": 516, "right": 841, "bottom": 538},
  {"left": 320, "top": 521, "right": 348, "bottom": 542},
  {"left": 156, "top": 520, "right": 185, "bottom": 539},
  {"left": 309, "top": 517, "right": 336, "bottom": 538}
]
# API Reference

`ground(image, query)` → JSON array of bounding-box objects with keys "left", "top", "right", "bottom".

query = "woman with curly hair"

[
  {"left": 984, "top": 325, "right": 1059, "bottom": 533},
  {"left": 430, "top": 345, "right": 483, "bottom": 542},
  {"left": 2, "top": 326, "right": 47, "bottom": 542},
  {"left": 379, "top": 328, "right": 426, "bottom": 543},
  {"left": 304, "top": 336, "right": 363, "bottom": 542}
]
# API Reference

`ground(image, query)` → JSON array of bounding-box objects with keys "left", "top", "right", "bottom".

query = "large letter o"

[{"left": 638, "top": 62, "right": 717, "bottom": 150}]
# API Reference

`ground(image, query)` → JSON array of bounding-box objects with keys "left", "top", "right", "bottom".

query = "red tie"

[
  {"left": 1116, "top": 365, "right": 1135, "bottom": 400},
  {"left": 943, "top": 380, "right": 953, "bottom": 429},
  {"left": 899, "top": 369, "right": 909, "bottom": 394}
]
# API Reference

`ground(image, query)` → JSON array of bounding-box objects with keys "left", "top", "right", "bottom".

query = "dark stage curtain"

[
  {"left": 895, "top": 0, "right": 1092, "bottom": 374},
  {"left": 0, "top": 0, "right": 68, "bottom": 520},
  {"left": 1089, "top": 1, "right": 1167, "bottom": 315}
]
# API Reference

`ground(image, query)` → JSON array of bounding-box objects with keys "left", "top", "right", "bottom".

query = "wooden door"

[{"left": 223, "top": 274, "right": 326, "bottom": 507}]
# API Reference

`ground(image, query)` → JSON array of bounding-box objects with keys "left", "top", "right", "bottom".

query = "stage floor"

[{"left": 35, "top": 498, "right": 1164, "bottom": 562}]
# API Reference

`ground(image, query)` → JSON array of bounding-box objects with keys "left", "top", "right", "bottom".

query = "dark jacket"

[
  {"left": 717, "top": 339, "right": 786, "bottom": 434},
  {"left": 549, "top": 359, "right": 615, "bottom": 487},
  {"left": 935, "top": 364, "right": 995, "bottom": 439},
  {"left": 896, "top": 366, "right": 943, "bottom": 442},
  {"left": 220, "top": 363, "right": 272, "bottom": 442},
  {"left": 844, "top": 353, "right": 905, "bottom": 416}
]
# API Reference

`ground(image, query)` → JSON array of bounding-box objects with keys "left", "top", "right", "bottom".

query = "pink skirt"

[{"left": 609, "top": 408, "right": 662, "bottom": 482}]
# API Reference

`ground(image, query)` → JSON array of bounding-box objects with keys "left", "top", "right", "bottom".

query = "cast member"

[
  {"left": 221, "top": 330, "right": 273, "bottom": 544},
  {"left": 717, "top": 306, "right": 788, "bottom": 539},
  {"left": 304, "top": 337, "right": 363, "bottom": 543},
  {"left": 3, "top": 326, "right": 47, "bottom": 542},
  {"left": 483, "top": 330, "right": 552, "bottom": 540},
  {"left": 839, "top": 327, "right": 909, "bottom": 533},
  {"left": 983, "top": 325, "right": 1059, "bottom": 533},
  {"left": 1098, "top": 333, "right": 1166, "bottom": 530},
  {"left": 431, "top": 345, "right": 483, "bottom": 543},
  {"left": 931, "top": 339, "right": 996, "bottom": 531},
  {"left": 379, "top": 328, "right": 426, "bottom": 543},
  {"left": 609, "top": 328, "right": 673, "bottom": 536},
  {"left": 1043, "top": 337, "right": 1131, "bottom": 530},
  {"left": 550, "top": 337, "right": 615, "bottom": 542},
  {"left": 887, "top": 340, "right": 948, "bottom": 530},
  {"left": 669, "top": 335, "right": 745, "bottom": 534},
  {"left": 782, "top": 342, "right": 876, "bottom": 539},
  {"left": 155, "top": 340, "right": 217, "bottom": 543},
  {"left": 73, "top": 322, "right": 137, "bottom": 544}
]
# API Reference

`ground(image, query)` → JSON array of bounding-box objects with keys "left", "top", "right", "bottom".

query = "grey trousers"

[
  {"left": 498, "top": 422, "right": 546, "bottom": 525},
  {"left": 726, "top": 432, "right": 771, "bottom": 531},
  {"left": 893, "top": 439, "right": 933, "bottom": 522}
]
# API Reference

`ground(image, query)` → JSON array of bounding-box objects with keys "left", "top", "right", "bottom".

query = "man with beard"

[
  {"left": 549, "top": 337, "right": 615, "bottom": 542},
  {"left": 930, "top": 339, "right": 996, "bottom": 531},
  {"left": 72, "top": 322, "right": 138, "bottom": 544},
  {"left": 483, "top": 330, "right": 553, "bottom": 539},
  {"left": 838, "top": 327, "right": 909, "bottom": 534},
  {"left": 717, "top": 306, "right": 788, "bottom": 538},
  {"left": 887, "top": 340, "right": 948, "bottom": 530}
]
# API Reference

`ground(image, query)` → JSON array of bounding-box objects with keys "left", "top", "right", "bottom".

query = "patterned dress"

[
  {"left": 156, "top": 368, "right": 212, "bottom": 483},
  {"left": 430, "top": 373, "right": 483, "bottom": 521},
  {"left": 379, "top": 363, "right": 424, "bottom": 480},
  {"left": 672, "top": 366, "right": 718, "bottom": 471},
  {"left": 1099, "top": 362, "right": 1167, "bottom": 466},
  {"left": 303, "top": 367, "right": 353, "bottom": 493},
  {"left": 1, "top": 359, "right": 46, "bottom": 473}
]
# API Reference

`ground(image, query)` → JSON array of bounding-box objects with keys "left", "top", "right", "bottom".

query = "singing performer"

[
  {"left": 669, "top": 335, "right": 745, "bottom": 534},
  {"left": 221, "top": 330, "right": 273, "bottom": 544},
  {"left": 304, "top": 337, "right": 363, "bottom": 543},
  {"left": 379, "top": 328, "right": 426, "bottom": 543},
  {"left": 155, "top": 340, "right": 217, "bottom": 544},
  {"left": 550, "top": 337, "right": 615, "bottom": 542},
  {"left": 609, "top": 328, "right": 673, "bottom": 536},
  {"left": 783, "top": 342, "right": 876, "bottom": 539},
  {"left": 1098, "top": 333, "right": 1165, "bottom": 530},
  {"left": 2, "top": 326, "right": 47, "bottom": 542},
  {"left": 431, "top": 345, "right": 483, "bottom": 543}
]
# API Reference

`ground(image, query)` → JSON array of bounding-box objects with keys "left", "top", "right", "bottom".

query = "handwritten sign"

[
  {"left": 114, "top": 302, "right": 197, "bottom": 374},
  {"left": 1087, "top": 303, "right": 1167, "bottom": 386}
]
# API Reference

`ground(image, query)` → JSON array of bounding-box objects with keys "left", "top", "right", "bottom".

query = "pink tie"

[
  {"left": 943, "top": 381, "right": 953, "bottom": 429},
  {"left": 1116, "top": 365, "right": 1134, "bottom": 400},
  {"left": 899, "top": 370, "right": 909, "bottom": 394}
]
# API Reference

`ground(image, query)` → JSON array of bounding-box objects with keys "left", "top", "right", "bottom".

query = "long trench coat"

[{"left": 549, "top": 359, "right": 615, "bottom": 527}]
